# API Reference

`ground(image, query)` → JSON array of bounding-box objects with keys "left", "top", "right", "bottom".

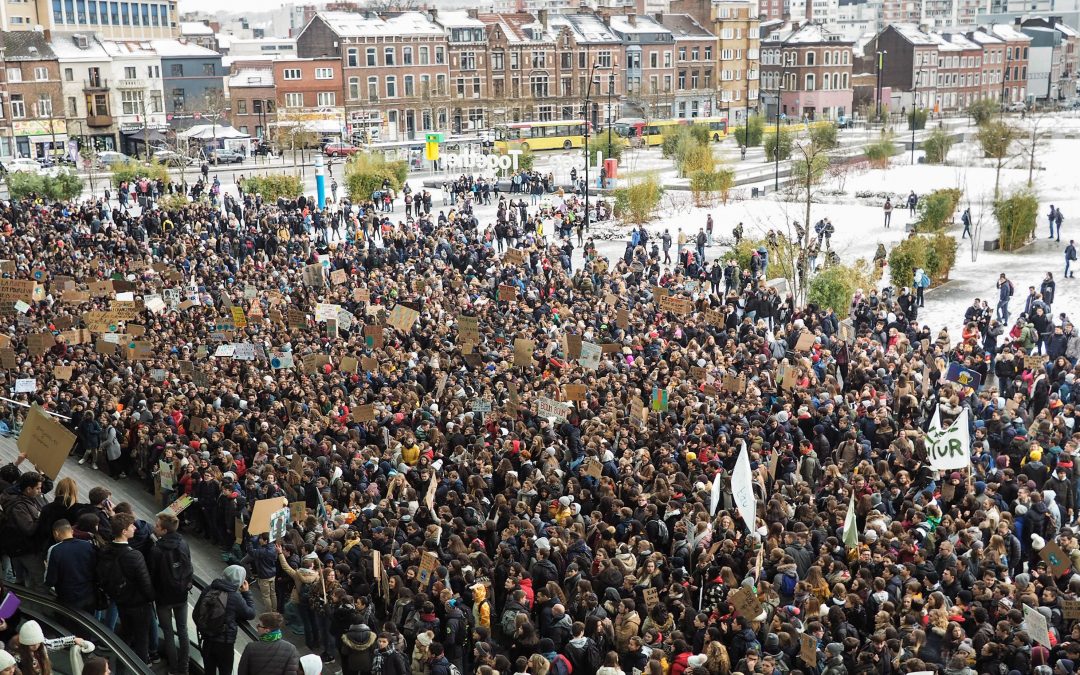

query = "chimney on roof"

[
  {"left": 467, "top": 8, "right": 478, "bottom": 18},
  {"left": 428, "top": 7, "right": 438, "bottom": 21},
  {"left": 538, "top": 8, "right": 549, "bottom": 31},
  {"left": 628, "top": 12, "right": 637, "bottom": 25},
  {"left": 654, "top": 12, "right": 663, "bottom": 22}
]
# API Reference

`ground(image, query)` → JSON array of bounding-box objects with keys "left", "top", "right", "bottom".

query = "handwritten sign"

[
  {"left": 579, "top": 342, "right": 601, "bottom": 370},
  {"left": 17, "top": 404, "right": 76, "bottom": 479},
  {"left": 730, "top": 586, "right": 763, "bottom": 619},
  {"left": 387, "top": 305, "right": 419, "bottom": 333},
  {"left": 513, "top": 338, "right": 535, "bottom": 367},
  {"left": 658, "top": 295, "right": 692, "bottom": 315}
]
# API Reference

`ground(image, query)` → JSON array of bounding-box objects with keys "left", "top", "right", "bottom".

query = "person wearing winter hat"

[
  {"left": 195, "top": 564, "right": 256, "bottom": 675},
  {"left": 0, "top": 650, "right": 14, "bottom": 675},
  {"left": 96, "top": 512, "right": 154, "bottom": 663},
  {"left": 237, "top": 612, "right": 299, "bottom": 675},
  {"left": 9, "top": 619, "right": 94, "bottom": 675},
  {"left": 300, "top": 653, "right": 323, "bottom": 675}
]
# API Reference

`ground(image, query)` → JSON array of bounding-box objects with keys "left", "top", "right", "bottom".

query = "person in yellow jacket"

[{"left": 471, "top": 582, "right": 491, "bottom": 630}]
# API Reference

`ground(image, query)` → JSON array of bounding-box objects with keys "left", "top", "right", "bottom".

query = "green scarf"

[{"left": 259, "top": 629, "right": 283, "bottom": 643}]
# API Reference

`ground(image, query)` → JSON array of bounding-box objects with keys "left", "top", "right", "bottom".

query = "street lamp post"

[
  {"left": 876, "top": 50, "right": 887, "bottom": 120},
  {"left": 774, "top": 47, "right": 786, "bottom": 192},
  {"left": 1000, "top": 49, "right": 1013, "bottom": 115},
  {"left": 606, "top": 71, "right": 615, "bottom": 149},
  {"left": 911, "top": 69, "right": 924, "bottom": 165},
  {"left": 583, "top": 61, "right": 600, "bottom": 232}
]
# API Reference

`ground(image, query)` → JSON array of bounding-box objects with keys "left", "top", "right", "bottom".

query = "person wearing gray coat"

[{"left": 238, "top": 612, "right": 299, "bottom": 675}]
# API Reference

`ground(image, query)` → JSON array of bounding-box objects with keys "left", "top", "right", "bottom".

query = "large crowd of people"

[{"left": 0, "top": 167, "right": 1076, "bottom": 675}]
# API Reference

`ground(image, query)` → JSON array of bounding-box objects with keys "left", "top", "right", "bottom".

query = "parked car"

[
  {"left": 212, "top": 148, "right": 245, "bottom": 164},
  {"left": 95, "top": 151, "right": 130, "bottom": 168},
  {"left": 253, "top": 141, "right": 273, "bottom": 156},
  {"left": 6, "top": 158, "right": 44, "bottom": 174},
  {"left": 323, "top": 143, "right": 360, "bottom": 157},
  {"left": 1006, "top": 101, "right": 1028, "bottom": 112},
  {"left": 837, "top": 115, "right": 855, "bottom": 129},
  {"left": 152, "top": 150, "right": 192, "bottom": 166}
]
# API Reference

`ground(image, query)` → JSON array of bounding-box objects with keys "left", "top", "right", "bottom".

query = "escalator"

[{"left": 7, "top": 576, "right": 258, "bottom": 675}]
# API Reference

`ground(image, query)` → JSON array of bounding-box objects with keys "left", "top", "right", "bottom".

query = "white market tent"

[{"left": 177, "top": 124, "right": 250, "bottom": 140}]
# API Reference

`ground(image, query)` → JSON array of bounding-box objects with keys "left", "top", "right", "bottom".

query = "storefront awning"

[{"left": 122, "top": 128, "right": 168, "bottom": 143}]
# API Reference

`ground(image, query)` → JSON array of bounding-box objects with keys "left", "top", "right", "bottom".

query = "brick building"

[
  {"left": 761, "top": 22, "right": 854, "bottom": 120},
  {"left": 661, "top": 13, "right": 718, "bottom": 119},
  {"left": 295, "top": 11, "right": 450, "bottom": 141},
  {"left": 609, "top": 13, "right": 676, "bottom": 120},
  {"left": 1, "top": 31, "right": 66, "bottom": 160},
  {"left": 226, "top": 67, "right": 274, "bottom": 139},
  {"left": 981, "top": 24, "right": 1030, "bottom": 105}
]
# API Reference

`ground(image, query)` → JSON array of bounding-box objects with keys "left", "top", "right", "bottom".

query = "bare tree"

[
  {"left": 365, "top": 0, "right": 418, "bottom": 10},
  {"left": 200, "top": 89, "right": 230, "bottom": 157},
  {"left": 976, "top": 120, "right": 1020, "bottom": 200},
  {"left": 1019, "top": 110, "right": 1052, "bottom": 188}
]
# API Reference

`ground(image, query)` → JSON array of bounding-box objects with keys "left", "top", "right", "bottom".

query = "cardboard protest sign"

[
  {"left": 353, "top": 404, "right": 376, "bottom": 422},
  {"left": 330, "top": 269, "right": 347, "bottom": 285},
  {"left": 290, "top": 502, "right": 307, "bottom": 524},
  {"left": 564, "top": 384, "right": 586, "bottom": 402},
  {"left": 504, "top": 249, "right": 527, "bottom": 265},
  {"left": 268, "top": 507, "right": 291, "bottom": 542},
  {"left": 730, "top": 586, "right": 763, "bottom": 619},
  {"left": 188, "top": 417, "right": 208, "bottom": 435},
  {"left": 418, "top": 551, "right": 439, "bottom": 586},
  {"left": 339, "top": 356, "right": 359, "bottom": 373},
  {"left": 270, "top": 353, "right": 294, "bottom": 369},
  {"left": 584, "top": 459, "right": 603, "bottom": 479},
  {"left": 1024, "top": 354, "right": 1049, "bottom": 372},
  {"left": 0, "top": 279, "right": 37, "bottom": 305},
  {"left": 248, "top": 497, "right": 289, "bottom": 536},
  {"left": 564, "top": 334, "right": 582, "bottom": 360},
  {"left": 458, "top": 315, "right": 479, "bottom": 345},
  {"left": 363, "top": 324, "right": 384, "bottom": 349},
  {"left": 302, "top": 353, "right": 331, "bottom": 373},
  {"left": 498, "top": 284, "right": 517, "bottom": 301},
  {"left": 616, "top": 308, "right": 629, "bottom": 329},
  {"left": 14, "top": 379, "right": 37, "bottom": 393},
  {"left": 643, "top": 587, "right": 660, "bottom": 609},
  {"left": 799, "top": 633, "right": 818, "bottom": 666},
  {"left": 162, "top": 495, "right": 194, "bottom": 517},
  {"left": 1024, "top": 604, "right": 1052, "bottom": 648},
  {"left": 513, "top": 338, "right": 535, "bottom": 367},
  {"left": 53, "top": 366, "right": 73, "bottom": 381},
  {"left": 537, "top": 397, "right": 570, "bottom": 423},
  {"left": 1041, "top": 540, "right": 1072, "bottom": 577},
  {"left": 158, "top": 460, "right": 175, "bottom": 490},
  {"left": 795, "top": 332, "right": 816, "bottom": 352},
  {"left": 1062, "top": 599, "right": 1080, "bottom": 620},
  {"left": 361, "top": 357, "right": 378, "bottom": 373},
  {"left": 303, "top": 263, "right": 325, "bottom": 287},
  {"left": 658, "top": 295, "right": 692, "bottom": 315},
  {"left": 231, "top": 306, "right": 247, "bottom": 329},
  {"left": 387, "top": 305, "right": 419, "bottom": 333},
  {"left": 287, "top": 309, "right": 306, "bottom": 330},
  {"left": 17, "top": 404, "right": 76, "bottom": 479}
]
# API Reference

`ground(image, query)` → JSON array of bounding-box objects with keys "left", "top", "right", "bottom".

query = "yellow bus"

[
  {"left": 494, "top": 120, "right": 589, "bottom": 152},
  {"left": 618, "top": 117, "right": 729, "bottom": 146}
]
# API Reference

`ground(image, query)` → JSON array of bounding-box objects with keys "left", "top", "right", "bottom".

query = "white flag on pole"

[
  {"left": 926, "top": 407, "right": 971, "bottom": 471},
  {"left": 732, "top": 443, "right": 757, "bottom": 534}
]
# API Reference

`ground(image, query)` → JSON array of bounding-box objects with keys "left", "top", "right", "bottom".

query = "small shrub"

[
  {"left": 864, "top": 134, "right": 897, "bottom": 168},
  {"left": 888, "top": 234, "right": 958, "bottom": 287},
  {"left": 722, "top": 238, "right": 767, "bottom": 270},
  {"left": 908, "top": 108, "right": 928, "bottom": 131},
  {"left": 512, "top": 148, "right": 535, "bottom": 172},
  {"left": 661, "top": 130, "right": 683, "bottom": 159},
  {"left": 968, "top": 98, "right": 998, "bottom": 126},
  {"left": 344, "top": 153, "right": 408, "bottom": 202},
  {"left": 764, "top": 127, "right": 793, "bottom": 162},
  {"left": 807, "top": 262, "right": 874, "bottom": 318},
  {"left": 922, "top": 127, "right": 954, "bottom": 165},
  {"left": 915, "top": 188, "right": 963, "bottom": 232},
  {"left": 678, "top": 142, "right": 715, "bottom": 177},
  {"left": 157, "top": 193, "right": 189, "bottom": 211},
  {"left": 613, "top": 173, "right": 663, "bottom": 224},
  {"left": 7, "top": 170, "right": 84, "bottom": 201},
  {"left": 810, "top": 123, "right": 839, "bottom": 150},
  {"left": 734, "top": 116, "right": 765, "bottom": 147},
  {"left": 686, "top": 124, "right": 711, "bottom": 147},
  {"left": 977, "top": 120, "right": 1017, "bottom": 159},
  {"left": 689, "top": 168, "right": 735, "bottom": 206},
  {"left": 240, "top": 174, "right": 303, "bottom": 202},
  {"left": 994, "top": 189, "right": 1039, "bottom": 251}
]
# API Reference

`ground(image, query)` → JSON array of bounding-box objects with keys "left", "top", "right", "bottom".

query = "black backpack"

[
  {"left": 96, "top": 548, "right": 128, "bottom": 601},
  {"left": 193, "top": 588, "right": 229, "bottom": 638},
  {"left": 155, "top": 542, "right": 193, "bottom": 598}
]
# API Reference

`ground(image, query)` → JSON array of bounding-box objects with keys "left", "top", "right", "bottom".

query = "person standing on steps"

[
  {"left": 907, "top": 191, "right": 918, "bottom": 217},
  {"left": 996, "top": 273, "right": 1015, "bottom": 324},
  {"left": 98, "top": 512, "right": 155, "bottom": 663},
  {"left": 961, "top": 207, "right": 972, "bottom": 239},
  {"left": 149, "top": 512, "right": 193, "bottom": 675},
  {"left": 1055, "top": 206, "right": 1064, "bottom": 242},
  {"left": 237, "top": 612, "right": 299, "bottom": 675},
  {"left": 1067, "top": 240, "right": 1077, "bottom": 278},
  {"left": 194, "top": 565, "right": 256, "bottom": 675},
  {"left": 1050, "top": 204, "right": 1058, "bottom": 239},
  {"left": 883, "top": 197, "right": 893, "bottom": 228}
]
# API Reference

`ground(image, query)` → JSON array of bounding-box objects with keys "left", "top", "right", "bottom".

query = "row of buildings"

[{"left": 0, "top": 0, "right": 1077, "bottom": 160}]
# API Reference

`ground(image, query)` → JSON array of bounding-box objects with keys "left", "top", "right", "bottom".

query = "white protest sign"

[
  {"left": 579, "top": 341, "right": 601, "bottom": 371},
  {"left": 159, "top": 460, "right": 175, "bottom": 490},
  {"left": 926, "top": 407, "right": 971, "bottom": 471},
  {"left": 1024, "top": 604, "right": 1051, "bottom": 648},
  {"left": 536, "top": 397, "right": 570, "bottom": 423},
  {"left": 315, "top": 303, "right": 341, "bottom": 323},
  {"left": 214, "top": 344, "right": 236, "bottom": 358},
  {"left": 144, "top": 295, "right": 166, "bottom": 314},
  {"left": 709, "top": 472, "right": 723, "bottom": 516},
  {"left": 732, "top": 443, "right": 757, "bottom": 534},
  {"left": 271, "top": 352, "right": 294, "bottom": 369},
  {"left": 232, "top": 343, "right": 256, "bottom": 361}
]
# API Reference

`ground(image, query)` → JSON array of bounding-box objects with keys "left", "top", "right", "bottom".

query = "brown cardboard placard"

[
  {"left": 498, "top": 284, "right": 517, "bottom": 302},
  {"left": 418, "top": 551, "right": 439, "bottom": 585},
  {"left": 504, "top": 249, "right": 527, "bottom": 265},
  {"left": 513, "top": 338, "right": 535, "bottom": 367},
  {"left": 330, "top": 268, "right": 347, "bottom": 285},
  {"left": 248, "top": 497, "right": 289, "bottom": 536},
  {"left": 643, "top": 587, "right": 660, "bottom": 609},
  {"left": 53, "top": 365, "right": 73, "bottom": 381},
  {"left": 289, "top": 501, "right": 307, "bottom": 524},
  {"left": 616, "top": 308, "right": 629, "bottom": 328},
  {"left": 584, "top": 459, "right": 603, "bottom": 479},
  {"left": 799, "top": 633, "right": 818, "bottom": 666},
  {"left": 95, "top": 340, "right": 117, "bottom": 356},
  {"left": 302, "top": 353, "right": 330, "bottom": 373},
  {"left": 730, "top": 586, "right": 763, "bottom": 619},
  {"left": 1061, "top": 599, "right": 1080, "bottom": 619},
  {"left": 361, "top": 356, "right": 378, "bottom": 373},
  {"left": 303, "top": 263, "right": 325, "bottom": 287},
  {"left": 658, "top": 295, "right": 692, "bottom": 315},
  {"left": 339, "top": 356, "right": 359, "bottom": 373},
  {"left": 17, "top": 404, "right": 76, "bottom": 479},
  {"left": 353, "top": 404, "right": 376, "bottom": 422},
  {"left": 287, "top": 308, "right": 306, "bottom": 330},
  {"left": 564, "top": 383, "right": 586, "bottom": 401},
  {"left": 1041, "top": 541, "right": 1072, "bottom": 577},
  {"left": 457, "top": 315, "right": 479, "bottom": 345},
  {"left": 564, "top": 334, "right": 582, "bottom": 360},
  {"left": 795, "top": 332, "right": 816, "bottom": 352},
  {"left": 387, "top": 305, "right": 419, "bottom": 333},
  {"left": 188, "top": 416, "right": 207, "bottom": 435}
]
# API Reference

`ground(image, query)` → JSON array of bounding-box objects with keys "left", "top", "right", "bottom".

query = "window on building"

[
  {"left": 678, "top": 71, "right": 686, "bottom": 89},
  {"left": 171, "top": 88, "right": 185, "bottom": 111},
  {"left": 806, "top": 52, "right": 815, "bottom": 66},
  {"left": 315, "top": 68, "right": 333, "bottom": 79},
  {"left": 473, "top": 77, "right": 481, "bottom": 96},
  {"left": 435, "top": 47, "right": 445, "bottom": 64},
  {"left": 385, "top": 76, "right": 396, "bottom": 98},
  {"left": 283, "top": 69, "right": 301, "bottom": 80},
  {"left": 824, "top": 51, "right": 830, "bottom": 65},
  {"left": 597, "top": 50, "right": 612, "bottom": 68},
  {"left": 66, "top": 96, "right": 77, "bottom": 116},
  {"left": 420, "top": 74, "right": 431, "bottom": 97},
  {"left": 538, "top": 104, "right": 553, "bottom": 121},
  {"left": 348, "top": 77, "right": 359, "bottom": 99},
  {"left": 366, "top": 48, "right": 376, "bottom": 67},
  {"left": 403, "top": 47, "right": 412, "bottom": 65},
  {"left": 150, "top": 92, "right": 161, "bottom": 112},
  {"left": 530, "top": 74, "right": 548, "bottom": 98},
  {"left": 628, "top": 51, "right": 640, "bottom": 69},
  {"left": 367, "top": 76, "right": 378, "bottom": 100},
  {"left": 691, "top": 71, "right": 699, "bottom": 89},
  {"left": 436, "top": 74, "right": 447, "bottom": 95},
  {"left": 705, "top": 46, "right": 712, "bottom": 60},
  {"left": 679, "top": 47, "right": 687, "bottom": 62},
  {"left": 532, "top": 51, "right": 545, "bottom": 68},
  {"left": 462, "top": 52, "right": 476, "bottom": 70},
  {"left": 10, "top": 95, "right": 25, "bottom": 118},
  {"left": 236, "top": 99, "right": 247, "bottom": 114},
  {"left": 317, "top": 91, "right": 335, "bottom": 106},
  {"left": 650, "top": 52, "right": 658, "bottom": 68},
  {"left": 347, "top": 48, "right": 358, "bottom": 68},
  {"left": 5, "top": 68, "right": 20, "bottom": 83},
  {"left": 664, "top": 51, "right": 672, "bottom": 67},
  {"left": 422, "top": 109, "right": 432, "bottom": 130},
  {"left": 404, "top": 75, "right": 414, "bottom": 97},
  {"left": 384, "top": 47, "right": 395, "bottom": 66},
  {"left": 663, "top": 75, "right": 672, "bottom": 92},
  {"left": 510, "top": 51, "right": 519, "bottom": 70},
  {"left": 34, "top": 67, "right": 48, "bottom": 81},
  {"left": 121, "top": 89, "right": 143, "bottom": 115},
  {"left": 170, "top": 63, "right": 183, "bottom": 77},
  {"left": 284, "top": 92, "right": 303, "bottom": 107},
  {"left": 202, "top": 63, "right": 214, "bottom": 76},
  {"left": 419, "top": 46, "right": 429, "bottom": 65},
  {"left": 492, "top": 51, "right": 504, "bottom": 70}
]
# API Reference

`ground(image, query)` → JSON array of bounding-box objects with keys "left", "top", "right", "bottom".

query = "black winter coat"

[{"left": 198, "top": 577, "right": 256, "bottom": 644}]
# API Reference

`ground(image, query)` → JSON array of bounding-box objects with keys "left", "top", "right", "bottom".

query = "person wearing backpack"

[
  {"left": 997, "top": 273, "right": 1015, "bottom": 324},
  {"left": 194, "top": 564, "right": 256, "bottom": 675},
  {"left": 277, "top": 543, "right": 323, "bottom": 653},
  {"left": 98, "top": 512, "right": 155, "bottom": 663},
  {"left": 539, "top": 637, "right": 575, "bottom": 675},
  {"left": 149, "top": 512, "right": 193, "bottom": 675},
  {"left": 372, "top": 632, "right": 410, "bottom": 675},
  {"left": 428, "top": 642, "right": 455, "bottom": 675},
  {"left": 563, "top": 621, "right": 601, "bottom": 675}
]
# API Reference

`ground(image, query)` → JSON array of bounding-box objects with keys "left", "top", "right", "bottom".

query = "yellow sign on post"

[{"left": 425, "top": 142, "right": 439, "bottom": 161}]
